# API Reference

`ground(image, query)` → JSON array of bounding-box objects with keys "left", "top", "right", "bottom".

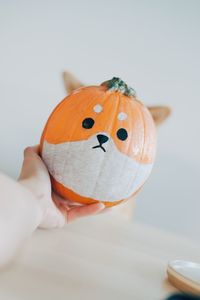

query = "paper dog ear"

[
  {"left": 63, "top": 71, "right": 84, "bottom": 94},
  {"left": 62, "top": 71, "right": 171, "bottom": 126},
  {"left": 148, "top": 106, "right": 171, "bottom": 126}
]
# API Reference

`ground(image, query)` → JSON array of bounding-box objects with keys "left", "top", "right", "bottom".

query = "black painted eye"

[
  {"left": 82, "top": 118, "right": 95, "bottom": 129},
  {"left": 117, "top": 128, "right": 128, "bottom": 141}
]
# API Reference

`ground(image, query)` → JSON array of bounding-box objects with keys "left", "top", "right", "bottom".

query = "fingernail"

[
  {"left": 97, "top": 202, "right": 105, "bottom": 210},
  {"left": 24, "top": 147, "right": 31, "bottom": 156}
]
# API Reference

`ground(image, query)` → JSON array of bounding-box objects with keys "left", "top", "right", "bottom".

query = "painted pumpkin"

[{"left": 40, "top": 77, "right": 157, "bottom": 207}]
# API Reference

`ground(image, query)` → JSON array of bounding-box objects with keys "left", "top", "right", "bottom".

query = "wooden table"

[{"left": 0, "top": 213, "right": 199, "bottom": 300}]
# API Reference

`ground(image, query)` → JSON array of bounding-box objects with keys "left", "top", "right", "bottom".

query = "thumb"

[
  {"left": 18, "top": 146, "right": 42, "bottom": 181},
  {"left": 18, "top": 147, "right": 36, "bottom": 181}
]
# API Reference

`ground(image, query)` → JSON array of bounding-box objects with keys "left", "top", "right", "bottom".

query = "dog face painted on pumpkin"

[{"left": 40, "top": 78, "right": 158, "bottom": 207}]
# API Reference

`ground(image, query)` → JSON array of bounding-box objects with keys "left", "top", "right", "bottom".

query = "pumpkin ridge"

[
  {"left": 89, "top": 92, "right": 121, "bottom": 201},
  {"left": 39, "top": 96, "right": 68, "bottom": 154},
  {"left": 132, "top": 102, "right": 149, "bottom": 187}
]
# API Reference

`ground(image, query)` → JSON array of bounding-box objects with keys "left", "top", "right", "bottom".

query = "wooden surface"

[{"left": 0, "top": 213, "right": 199, "bottom": 300}]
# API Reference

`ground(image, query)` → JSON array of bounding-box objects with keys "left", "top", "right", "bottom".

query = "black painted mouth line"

[{"left": 92, "top": 144, "right": 106, "bottom": 152}]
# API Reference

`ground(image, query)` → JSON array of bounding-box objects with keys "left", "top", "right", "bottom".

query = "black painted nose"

[{"left": 97, "top": 134, "right": 109, "bottom": 145}]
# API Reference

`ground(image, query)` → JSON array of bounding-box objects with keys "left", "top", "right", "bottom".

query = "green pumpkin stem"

[{"left": 101, "top": 77, "right": 136, "bottom": 97}]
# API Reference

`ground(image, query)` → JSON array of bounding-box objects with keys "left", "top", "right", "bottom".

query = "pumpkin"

[{"left": 40, "top": 77, "right": 157, "bottom": 207}]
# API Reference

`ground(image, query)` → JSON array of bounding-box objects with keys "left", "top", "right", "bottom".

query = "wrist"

[{"left": 17, "top": 178, "right": 44, "bottom": 226}]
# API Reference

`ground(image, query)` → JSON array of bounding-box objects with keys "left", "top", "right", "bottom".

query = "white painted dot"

[
  {"left": 118, "top": 112, "right": 127, "bottom": 121},
  {"left": 93, "top": 104, "right": 103, "bottom": 113}
]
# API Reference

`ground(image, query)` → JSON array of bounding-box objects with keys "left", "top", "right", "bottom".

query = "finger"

[
  {"left": 53, "top": 196, "right": 70, "bottom": 220},
  {"left": 98, "top": 207, "right": 114, "bottom": 214},
  {"left": 67, "top": 202, "right": 105, "bottom": 223},
  {"left": 39, "top": 204, "right": 66, "bottom": 229},
  {"left": 53, "top": 192, "right": 85, "bottom": 210}
]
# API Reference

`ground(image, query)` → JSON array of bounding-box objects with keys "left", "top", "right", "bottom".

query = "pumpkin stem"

[{"left": 101, "top": 77, "right": 136, "bottom": 97}]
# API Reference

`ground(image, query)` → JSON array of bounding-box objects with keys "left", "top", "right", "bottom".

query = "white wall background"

[{"left": 0, "top": 0, "right": 199, "bottom": 241}]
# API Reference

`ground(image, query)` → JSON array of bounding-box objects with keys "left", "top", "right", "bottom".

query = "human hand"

[{"left": 18, "top": 146, "right": 105, "bottom": 229}]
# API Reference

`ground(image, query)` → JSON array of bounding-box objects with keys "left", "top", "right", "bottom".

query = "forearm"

[{"left": 0, "top": 172, "right": 42, "bottom": 266}]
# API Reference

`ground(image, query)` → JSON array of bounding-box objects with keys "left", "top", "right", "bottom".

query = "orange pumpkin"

[{"left": 40, "top": 77, "right": 157, "bottom": 207}]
